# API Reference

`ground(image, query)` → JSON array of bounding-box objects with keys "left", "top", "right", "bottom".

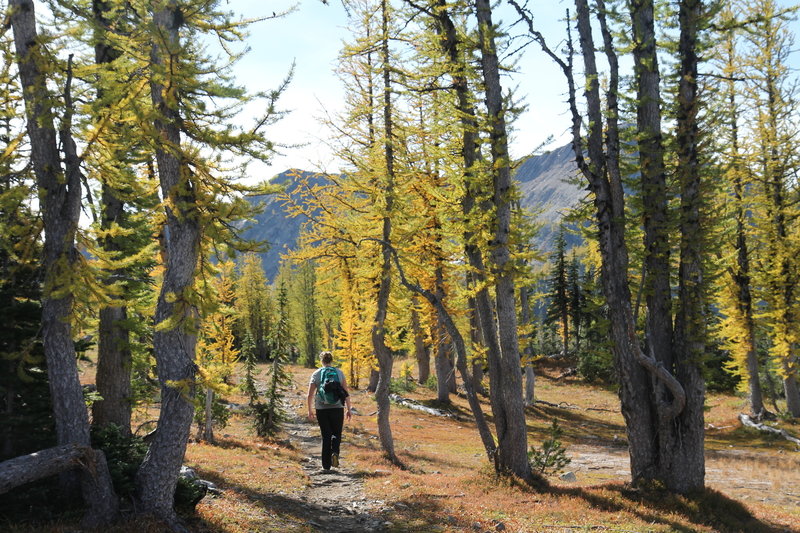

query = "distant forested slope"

[{"left": 243, "top": 144, "right": 583, "bottom": 280}]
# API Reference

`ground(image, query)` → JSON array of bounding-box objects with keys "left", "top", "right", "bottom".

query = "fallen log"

[
  {"left": 738, "top": 413, "right": 800, "bottom": 447},
  {"left": 389, "top": 394, "right": 453, "bottom": 418},
  {"left": 0, "top": 443, "right": 105, "bottom": 495},
  {"left": 534, "top": 399, "right": 615, "bottom": 413}
]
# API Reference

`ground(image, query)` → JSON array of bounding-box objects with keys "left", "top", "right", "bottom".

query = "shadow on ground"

[{"left": 547, "top": 482, "right": 788, "bottom": 533}]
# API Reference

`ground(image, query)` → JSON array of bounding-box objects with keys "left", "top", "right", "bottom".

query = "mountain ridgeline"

[{"left": 243, "top": 143, "right": 583, "bottom": 280}]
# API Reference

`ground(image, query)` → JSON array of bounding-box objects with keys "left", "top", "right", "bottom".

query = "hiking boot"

[{"left": 331, "top": 454, "right": 339, "bottom": 467}]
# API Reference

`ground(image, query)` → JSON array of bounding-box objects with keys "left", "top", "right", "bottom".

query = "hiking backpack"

[{"left": 317, "top": 367, "right": 342, "bottom": 405}]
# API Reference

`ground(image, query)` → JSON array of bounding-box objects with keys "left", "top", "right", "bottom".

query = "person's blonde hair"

[{"left": 320, "top": 351, "right": 333, "bottom": 365}]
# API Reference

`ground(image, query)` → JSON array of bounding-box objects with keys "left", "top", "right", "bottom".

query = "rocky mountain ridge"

[{"left": 242, "top": 143, "right": 584, "bottom": 280}]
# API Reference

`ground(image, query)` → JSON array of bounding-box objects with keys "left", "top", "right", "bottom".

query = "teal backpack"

[{"left": 317, "top": 367, "right": 341, "bottom": 405}]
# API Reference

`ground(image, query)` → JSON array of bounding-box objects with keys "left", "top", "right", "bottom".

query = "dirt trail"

[{"left": 284, "top": 415, "right": 388, "bottom": 532}]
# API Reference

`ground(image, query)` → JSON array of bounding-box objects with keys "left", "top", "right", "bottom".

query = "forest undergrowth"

[{"left": 5, "top": 359, "right": 800, "bottom": 533}]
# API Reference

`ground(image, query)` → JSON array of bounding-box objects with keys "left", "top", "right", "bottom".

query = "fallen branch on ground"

[
  {"left": 738, "top": 413, "right": 800, "bottom": 447},
  {"left": 535, "top": 399, "right": 615, "bottom": 413},
  {"left": 389, "top": 394, "right": 453, "bottom": 418}
]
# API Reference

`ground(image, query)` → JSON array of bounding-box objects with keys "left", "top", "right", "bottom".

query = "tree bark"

[
  {"left": 434, "top": 264, "right": 452, "bottom": 403},
  {"left": 784, "top": 374, "right": 800, "bottom": 416},
  {"left": 630, "top": 0, "right": 674, "bottom": 374},
  {"left": 135, "top": 4, "right": 200, "bottom": 526},
  {"left": 570, "top": 0, "right": 678, "bottom": 489},
  {"left": 91, "top": 0, "right": 132, "bottom": 436},
  {"left": 427, "top": 0, "right": 516, "bottom": 473},
  {"left": 520, "top": 285, "right": 535, "bottom": 405},
  {"left": 474, "top": 0, "right": 532, "bottom": 481},
  {"left": 467, "top": 294, "right": 487, "bottom": 395},
  {"left": 410, "top": 300, "right": 430, "bottom": 384},
  {"left": 95, "top": 304, "right": 132, "bottom": 434},
  {"left": 203, "top": 389, "right": 214, "bottom": 443},
  {"left": 371, "top": 0, "right": 399, "bottom": 466},
  {"left": 0, "top": 444, "right": 110, "bottom": 497},
  {"left": 0, "top": 443, "right": 119, "bottom": 523},
  {"left": 10, "top": 0, "right": 118, "bottom": 525},
  {"left": 670, "top": 0, "right": 706, "bottom": 492}
]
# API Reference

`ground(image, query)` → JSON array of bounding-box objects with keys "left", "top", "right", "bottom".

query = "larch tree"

[
  {"left": 366, "top": 0, "right": 401, "bottom": 465},
  {"left": 0, "top": 23, "right": 47, "bottom": 461},
  {"left": 134, "top": 2, "right": 203, "bottom": 521},
  {"left": 404, "top": 0, "right": 539, "bottom": 475},
  {"left": 709, "top": 3, "right": 765, "bottom": 417},
  {"left": 740, "top": 0, "right": 800, "bottom": 417},
  {"left": 87, "top": 0, "right": 163, "bottom": 436},
  {"left": 91, "top": 0, "right": 134, "bottom": 435},
  {"left": 473, "top": 0, "right": 532, "bottom": 481},
  {"left": 410, "top": 296, "right": 431, "bottom": 384},
  {"left": 515, "top": 0, "right": 710, "bottom": 492},
  {"left": 235, "top": 253, "right": 273, "bottom": 360},
  {"left": 196, "top": 261, "right": 239, "bottom": 443},
  {"left": 133, "top": 1, "right": 283, "bottom": 524},
  {"left": 8, "top": 0, "right": 118, "bottom": 524},
  {"left": 670, "top": 0, "right": 707, "bottom": 491}
]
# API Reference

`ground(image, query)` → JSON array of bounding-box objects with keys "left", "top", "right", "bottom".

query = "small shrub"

[
  {"left": 390, "top": 376, "right": 417, "bottom": 394},
  {"left": 175, "top": 476, "right": 207, "bottom": 511},
  {"left": 424, "top": 375, "right": 438, "bottom": 391},
  {"left": 193, "top": 391, "right": 231, "bottom": 439},
  {"left": 92, "top": 424, "right": 207, "bottom": 510},
  {"left": 528, "top": 420, "right": 571, "bottom": 475},
  {"left": 91, "top": 424, "right": 148, "bottom": 499}
]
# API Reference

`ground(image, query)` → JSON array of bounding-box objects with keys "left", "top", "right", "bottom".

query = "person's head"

[{"left": 320, "top": 351, "right": 334, "bottom": 366}]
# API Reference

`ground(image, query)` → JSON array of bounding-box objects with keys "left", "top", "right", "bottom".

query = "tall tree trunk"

[
  {"left": 721, "top": 25, "right": 764, "bottom": 416},
  {"left": 784, "top": 373, "right": 800, "bottom": 416},
  {"left": 569, "top": 0, "right": 684, "bottom": 491},
  {"left": 474, "top": 0, "right": 531, "bottom": 481},
  {"left": 428, "top": 0, "right": 504, "bottom": 469},
  {"left": 10, "top": 0, "right": 118, "bottom": 525},
  {"left": 630, "top": 0, "right": 674, "bottom": 374},
  {"left": 2, "top": 361, "right": 14, "bottom": 458},
  {"left": 136, "top": 4, "right": 200, "bottom": 526},
  {"left": 91, "top": 0, "right": 132, "bottom": 435},
  {"left": 203, "top": 389, "right": 214, "bottom": 443},
  {"left": 428, "top": 0, "right": 489, "bottom": 402},
  {"left": 762, "top": 55, "right": 800, "bottom": 417},
  {"left": 368, "top": 368, "right": 380, "bottom": 393},
  {"left": 469, "top": 296, "right": 487, "bottom": 395},
  {"left": 670, "top": 0, "right": 706, "bottom": 492},
  {"left": 95, "top": 304, "right": 132, "bottom": 433},
  {"left": 629, "top": 0, "right": 678, "bottom": 485},
  {"left": 410, "top": 299, "right": 430, "bottom": 384},
  {"left": 434, "top": 264, "right": 451, "bottom": 403},
  {"left": 520, "top": 286, "right": 535, "bottom": 405},
  {"left": 372, "top": 0, "right": 399, "bottom": 465}
]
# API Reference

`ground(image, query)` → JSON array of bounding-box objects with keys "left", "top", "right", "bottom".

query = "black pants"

[{"left": 316, "top": 407, "right": 344, "bottom": 469}]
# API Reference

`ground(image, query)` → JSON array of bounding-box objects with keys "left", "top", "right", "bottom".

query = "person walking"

[{"left": 307, "top": 351, "right": 352, "bottom": 470}]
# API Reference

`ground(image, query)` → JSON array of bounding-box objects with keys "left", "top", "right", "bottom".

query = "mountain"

[
  {"left": 240, "top": 169, "right": 327, "bottom": 280},
  {"left": 514, "top": 142, "right": 586, "bottom": 251},
  {"left": 242, "top": 143, "right": 583, "bottom": 280}
]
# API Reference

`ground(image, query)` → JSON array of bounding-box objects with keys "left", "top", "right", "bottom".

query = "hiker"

[{"left": 307, "top": 351, "right": 353, "bottom": 470}]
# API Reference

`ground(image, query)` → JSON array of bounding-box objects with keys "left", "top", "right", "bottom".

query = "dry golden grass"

[{"left": 5, "top": 358, "right": 800, "bottom": 532}]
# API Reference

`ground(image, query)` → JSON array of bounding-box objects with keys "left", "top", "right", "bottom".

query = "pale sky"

[
  {"left": 232, "top": 0, "right": 573, "bottom": 182},
  {"left": 230, "top": 0, "right": 799, "bottom": 183}
]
